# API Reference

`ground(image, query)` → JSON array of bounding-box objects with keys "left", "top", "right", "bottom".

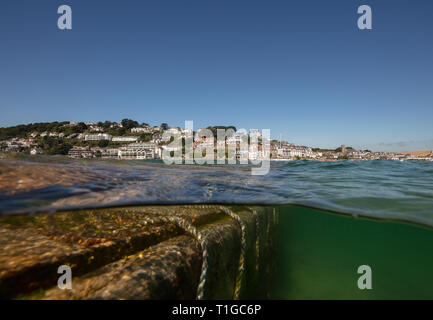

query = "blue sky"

[{"left": 0, "top": 0, "right": 432, "bottom": 151}]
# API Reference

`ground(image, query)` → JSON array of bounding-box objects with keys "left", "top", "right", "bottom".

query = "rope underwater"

[
  {"left": 247, "top": 207, "right": 260, "bottom": 272},
  {"left": 218, "top": 206, "right": 247, "bottom": 300},
  {"left": 140, "top": 215, "right": 209, "bottom": 300},
  {"left": 140, "top": 205, "right": 263, "bottom": 300}
]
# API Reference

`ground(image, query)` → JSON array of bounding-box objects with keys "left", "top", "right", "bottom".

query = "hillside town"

[{"left": 1, "top": 120, "right": 432, "bottom": 162}]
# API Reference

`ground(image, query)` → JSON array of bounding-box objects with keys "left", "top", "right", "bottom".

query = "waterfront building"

[
  {"left": 68, "top": 146, "right": 95, "bottom": 159},
  {"left": 119, "top": 142, "right": 160, "bottom": 160},
  {"left": 277, "top": 148, "right": 290, "bottom": 159},
  {"left": 101, "top": 148, "right": 120, "bottom": 158},
  {"left": 277, "top": 145, "right": 315, "bottom": 159}
]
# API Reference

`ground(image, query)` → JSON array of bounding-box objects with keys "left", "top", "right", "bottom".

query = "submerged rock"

[{"left": 0, "top": 205, "right": 278, "bottom": 299}]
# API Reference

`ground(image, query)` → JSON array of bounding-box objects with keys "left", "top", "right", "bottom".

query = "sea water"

[
  {"left": 272, "top": 205, "right": 433, "bottom": 299},
  {"left": 1, "top": 156, "right": 433, "bottom": 299}
]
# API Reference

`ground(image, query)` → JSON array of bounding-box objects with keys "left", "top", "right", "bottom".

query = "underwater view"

[{"left": 273, "top": 206, "right": 433, "bottom": 299}]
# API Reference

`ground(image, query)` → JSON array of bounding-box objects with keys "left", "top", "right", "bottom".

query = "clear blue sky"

[{"left": 1, "top": 0, "right": 432, "bottom": 151}]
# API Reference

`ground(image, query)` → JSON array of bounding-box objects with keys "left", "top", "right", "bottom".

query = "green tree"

[
  {"left": 102, "top": 121, "right": 113, "bottom": 129},
  {"left": 206, "top": 126, "right": 237, "bottom": 137},
  {"left": 98, "top": 140, "right": 109, "bottom": 148},
  {"left": 74, "top": 122, "right": 88, "bottom": 133},
  {"left": 121, "top": 119, "right": 139, "bottom": 130},
  {"left": 140, "top": 133, "right": 152, "bottom": 142}
]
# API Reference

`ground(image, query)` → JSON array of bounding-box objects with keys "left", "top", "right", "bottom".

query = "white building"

[
  {"left": 277, "top": 146, "right": 315, "bottom": 159},
  {"left": 131, "top": 127, "right": 152, "bottom": 133},
  {"left": 119, "top": 143, "right": 161, "bottom": 159},
  {"left": 68, "top": 146, "right": 95, "bottom": 159},
  {"left": 63, "top": 121, "right": 78, "bottom": 127},
  {"left": 84, "top": 133, "right": 112, "bottom": 141},
  {"left": 101, "top": 148, "right": 120, "bottom": 158},
  {"left": 110, "top": 123, "right": 121, "bottom": 128},
  {"left": 89, "top": 126, "right": 104, "bottom": 132},
  {"left": 48, "top": 132, "right": 64, "bottom": 138},
  {"left": 112, "top": 136, "right": 139, "bottom": 142},
  {"left": 277, "top": 148, "right": 290, "bottom": 159},
  {"left": 166, "top": 128, "right": 180, "bottom": 134}
]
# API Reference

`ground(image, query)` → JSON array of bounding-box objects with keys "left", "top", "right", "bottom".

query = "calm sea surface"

[{"left": 1, "top": 157, "right": 432, "bottom": 226}]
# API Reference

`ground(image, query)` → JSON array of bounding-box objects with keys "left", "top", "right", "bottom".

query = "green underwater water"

[{"left": 271, "top": 205, "right": 433, "bottom": 299}]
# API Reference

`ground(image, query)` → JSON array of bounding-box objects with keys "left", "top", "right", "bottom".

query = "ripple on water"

[{"left": 0, "top": 157, "right": 433, "bottom": 226}]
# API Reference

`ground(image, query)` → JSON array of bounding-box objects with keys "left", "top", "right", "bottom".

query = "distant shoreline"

[{"left": 1, "top": 152, "right": 433, "bottom": 163}]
